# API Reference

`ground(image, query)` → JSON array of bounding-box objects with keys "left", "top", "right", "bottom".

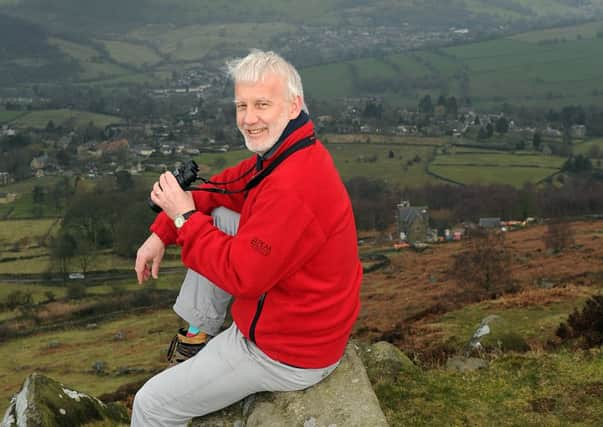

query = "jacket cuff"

[{"left": 150, "top": 212, "right": 177, "bottom": 245}]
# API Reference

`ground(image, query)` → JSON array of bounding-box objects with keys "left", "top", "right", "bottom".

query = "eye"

[
  {"left": 257, "top": 101, "right": 270, "bottom": 109},
  {"left": 235, "top": 103, "right": 246, "bottom": 111}
]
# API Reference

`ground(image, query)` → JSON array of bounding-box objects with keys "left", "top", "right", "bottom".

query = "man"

[{"left": 132, "top": 50, "right": 362, "bottom": 426}]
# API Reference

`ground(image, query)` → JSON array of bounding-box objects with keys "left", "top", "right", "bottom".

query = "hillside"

[
  {"left": 0, "top": 219, "right": 601, "bottom": 424},
  {"left": 6, "top": 0, "right": 603, "bottom": 34},
  {"left": 2, "top": 1, "right": 603, "bottom": 92}
]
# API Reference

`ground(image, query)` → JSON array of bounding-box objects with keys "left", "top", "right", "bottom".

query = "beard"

[{"left": 240, "top": 109, "right": 291, "bottom": 155}]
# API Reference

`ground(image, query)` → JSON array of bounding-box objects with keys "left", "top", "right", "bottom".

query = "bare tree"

[
  {"left": 544, "top": 220, "right": 575, "bottom": 253},
  {"left": 452, "top": 230, "right": 515, "bottom": 298}
]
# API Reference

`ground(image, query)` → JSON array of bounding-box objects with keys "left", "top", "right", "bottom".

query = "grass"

[
  {"left": 0, "top": 111, "right": 27, "bottom": 124},
  {"left": 428, "top": 152, "right": 566, "bottom": 187},
  {"left": 376, "top": 348, "right": 603, "bottom": 426},
  {"left": 128, "top": 22, "right": 294, "bottom": 62},
  {"left": 0, "top": 308, "right": 182, "bottom": 414},
  {"left": 300, "top": 30, "right": 603, "bottom": 109},
  {"left": 8, "top": 109, "right": 122, "bottom": 129},
  {"left": 572, "top": 138, "right": 603, "bottom": 156},
  {"left": 430, "top": 287, "right": 596, "bottom": 349},
  {"left": 328, "top": 143, "right": 440, "bottom": 187},
  {"left": 0, "top": 218, "right": 57, "bottom": 244},
  {"left": 100, "top": 40, "right": 162, "bottom": 68},
  {"left": 193, "top": 140, "right": 443, "bottom": 188},
  {"left": 47, "top": 37, "right": 134, "bottom": 82},
  {"left": 511, "top": 20, "right": 603, "bottom": 43}
]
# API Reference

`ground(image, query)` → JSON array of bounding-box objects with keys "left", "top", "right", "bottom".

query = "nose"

[{"left": 241, "top": 107, "right": 258, "bottom": 125}]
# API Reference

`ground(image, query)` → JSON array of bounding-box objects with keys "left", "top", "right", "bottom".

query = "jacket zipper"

[{"left": 249, "top": 293, "right": 266, "bottom": 343}]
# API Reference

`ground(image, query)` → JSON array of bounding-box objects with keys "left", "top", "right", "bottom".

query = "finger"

[
  {"left": 135, "top": 259, "right": 144, "bottom": 284},
  {"left": 162, "top": 172, "right": 179, "bottom": 191},
  {"left": 151, "top": 257, "right": 160, "bottom": 279}
]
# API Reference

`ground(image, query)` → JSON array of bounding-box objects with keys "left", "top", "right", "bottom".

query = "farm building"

[{"left": 397, "top": 201, "right": 429, "bottom": 244}]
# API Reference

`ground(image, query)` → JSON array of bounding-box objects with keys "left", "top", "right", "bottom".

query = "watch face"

[{"left": 175, "top": 216, "right": 185, "bottom": 228}]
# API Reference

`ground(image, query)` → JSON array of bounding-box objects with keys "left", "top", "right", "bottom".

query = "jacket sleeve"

[
  {"left": 174, "top": 183, "right": 326, "bottom": 298},
  {"left": 149, "top": 157, "right": 254, "bottom": 245}
]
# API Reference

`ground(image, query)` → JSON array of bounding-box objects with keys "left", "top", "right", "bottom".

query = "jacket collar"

[{"left": 255, "top": 111, "right": 313, "bottom": 170}]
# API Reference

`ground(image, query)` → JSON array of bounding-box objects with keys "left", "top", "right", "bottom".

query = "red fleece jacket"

[{"left": 150, "top": 120, "right": 362, "bottom": 368}]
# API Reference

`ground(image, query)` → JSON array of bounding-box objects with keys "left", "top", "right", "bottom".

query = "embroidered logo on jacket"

[{"left": 250, "top": 238, "right": 271, "bottom": 256}]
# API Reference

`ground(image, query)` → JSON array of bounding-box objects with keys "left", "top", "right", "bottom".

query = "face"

[{"left": 234, "top": 73, "right": 302, "bottom": 154}]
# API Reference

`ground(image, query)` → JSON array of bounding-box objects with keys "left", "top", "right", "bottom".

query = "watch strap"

[{"left": 182, "top": 210, "right": 196, "bottom": 220}]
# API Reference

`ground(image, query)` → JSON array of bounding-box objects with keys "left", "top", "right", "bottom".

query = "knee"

[
  {"left": 131, "top": 382, "right": 161, "bottom": 425},
  {"left": 211, "top": 207, "right": 240, "bottom": 235}
]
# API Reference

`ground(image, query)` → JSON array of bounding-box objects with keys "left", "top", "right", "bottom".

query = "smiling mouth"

[{"left": 247, "top": 128, "right": 267, "bottom": 137}]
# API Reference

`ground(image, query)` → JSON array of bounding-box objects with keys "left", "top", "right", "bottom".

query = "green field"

[
  {"left": 573, "top": 138, "right": 603, "bottom": 156},
  {"left": 101, "top": 40, "right": 162, "bottom": 67},
  {"left": 0, "top": 218, "right": 58, "bottom": 246},
  {"left": 8, "top": 109, "right": 122, "bottom": 129},
  {"left": 429, "top": 152, "right": 565, "bottom": 186},
  {"left": 0, "top": 110, "right": 27, "bottom": 124},
  {"left": 48, "top": 37, "right": 135, "bottom": 82},
  {"left": 128, "top": 22, "right": 295, "bottom": 62},
  {"left": 301, "top": 29, "right": 603, "bottom": 108},
  {"left": 0, "top": 308, "right": 181, "bottom": 413},
  {"left": 192, "top": 141, "right": 441, "bottom": 188},
  {"left": 512, "top": 20, "right": 603, "bottom": 43}
]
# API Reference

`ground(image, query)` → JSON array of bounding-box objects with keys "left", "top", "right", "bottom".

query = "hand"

[
  {"left": 135, "top": 233, "right": 166, "bottom": 284},
  {"left": 149, "top": 172, "right": 195, "bottom": 220}
]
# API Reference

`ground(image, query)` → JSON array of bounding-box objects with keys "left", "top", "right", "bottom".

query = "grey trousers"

[{"left": 131, "top": 207, "right": 339, "bottom": 426}]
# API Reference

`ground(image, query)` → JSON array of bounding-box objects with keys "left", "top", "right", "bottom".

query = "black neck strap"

[
  {"left": 191, "top": 135, "right": 316, "bottom": 195},
  {"left": 244, "top": 135, "right": 316, "bottom": 192}
]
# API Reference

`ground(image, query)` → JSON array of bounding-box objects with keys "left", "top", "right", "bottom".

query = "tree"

[
  {"left": 115, "top": 170, "right": 134, "bottom": 192},
  {"left": 4, "top": 290, "right": 33, "bottom": 311},
  {"left": 49, "top": 232, "right": 77, "bottom": 280},
  {"left": 113, "top": 199, "right": 156, "bottom": 257},
  {"left": 563, "top": 155, "right": 592, "bottom": 173},
  {"left": 418, "top": 95, "right": 434, "bottom": 115},
  {"left": 477, "top": 127, "right": 488, "bottom": 140},
  {"left": 486, "top": 123, "right": 494, "bottom": 138},
  {"left": 32, "top": 185, "right": 45, "bottom": 204},
  {"left": 452, "top": 231, "right": 515, "bottom": 298},
  {"left": 446, "top": 96, "right": 458, "bottom": 118},
  {"left": 544, "top": 220, "right": 574, "bottom": 253},
  {"left": 495, "top": 116, "right": 509, "bottom": 134},
  {"left": 533, "top": 132, "right": 542, "bottom": 150}
]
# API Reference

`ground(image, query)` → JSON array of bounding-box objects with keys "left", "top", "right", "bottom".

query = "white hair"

[{"left": 227, "top": 49, "right": 308, "bottom": 113}]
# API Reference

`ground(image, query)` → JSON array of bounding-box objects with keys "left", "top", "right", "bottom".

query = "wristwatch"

[{"left": 174, "top": 210, "right": 196, "bottom": 229}]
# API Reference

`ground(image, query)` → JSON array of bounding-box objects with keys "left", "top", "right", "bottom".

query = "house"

[
  {"left": 397, "top": 201, "right": 429, "bottom": 244},
  {"left": 0, "top": 192, "right": 17, "bottom": 203},
  {"left": 98, "top": 138, "right": 129, "bottom": 154},
  {"left": 30, "top": 154, "right": 48, "bottom": 170},
  {"left": 0, "top": 172, "right": 10, "bottom": 185},
  {"left": 478, "top": 217, "right": 501, "bottom": 229},
  {"left": 137, "top": 146, "right": 156, "bottom": 157},
  {"left": 570, "top": 125, "right": 587, "bottom": 139},
  {"left": 0, "top": 126, "right": 16, "bottom": 137}
]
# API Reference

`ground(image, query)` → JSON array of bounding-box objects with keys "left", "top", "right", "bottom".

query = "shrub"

[{"left": 556, "top": 295, "right": 603, "bottom": 349}]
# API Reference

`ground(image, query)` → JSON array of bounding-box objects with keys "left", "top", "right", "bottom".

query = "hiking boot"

[{"left": 166, "top": 328, "right": 209, "bottom": 366}]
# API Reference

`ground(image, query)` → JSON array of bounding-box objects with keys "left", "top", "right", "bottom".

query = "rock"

[
  {"left": 191, "top": 342, "right": 389, "bottom": 427},
  {"left": 1, "top": 373, "right": 129, "bottom": 426},
  {"left": 92, "top": 360, "right": 107, "bottom": 375},
  {"left": 467, "top": 315, "right": 530, "bottom": 354},
  {"left": 46, "top": 340, "right": 60, "bottom": 349},
  {"left": 445, "top": 356, "right": 489, "bottom": 372},
  {"left": 356, "top": 341, "right": 418, "bottom": 380}
]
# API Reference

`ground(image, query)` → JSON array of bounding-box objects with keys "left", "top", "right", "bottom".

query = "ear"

[{"left": 288, "top": 95, "right": 303, "bottom": 120}]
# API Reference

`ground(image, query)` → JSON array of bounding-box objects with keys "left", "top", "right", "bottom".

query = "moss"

[
  {"left": 11, "top": 374, "right": 129, "bottom": 426},
  {"left": 369, "top": 349, "right": 603, "bottom": 426}
]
